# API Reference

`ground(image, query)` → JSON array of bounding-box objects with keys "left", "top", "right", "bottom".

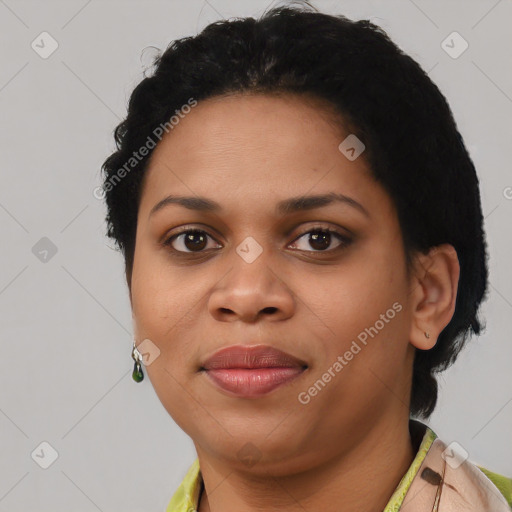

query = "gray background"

[{"left": 0, "top": 0, "right": 511, "bottom": 510}]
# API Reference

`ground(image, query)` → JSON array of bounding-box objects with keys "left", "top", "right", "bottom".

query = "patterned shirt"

[{"left": 165, "top": 422, "right": 512, "bottom": 511}]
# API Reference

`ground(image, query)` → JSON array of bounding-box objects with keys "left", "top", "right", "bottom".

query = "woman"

[{"left": 100, "top": 4, "right": 512, "bottom": 511}]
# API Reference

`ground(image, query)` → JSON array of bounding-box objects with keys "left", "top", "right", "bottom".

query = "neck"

[{"left": 197, "top": 414, "right": 418, "bottom": 512}]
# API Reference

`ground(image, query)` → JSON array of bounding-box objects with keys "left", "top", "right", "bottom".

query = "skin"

[{"left": 128, "top": 93, "right": 460, "bottom": 512}]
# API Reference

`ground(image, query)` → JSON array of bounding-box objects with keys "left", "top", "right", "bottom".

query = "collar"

[{"left": 166, "top": 420, "right": 511, "bottom": 511}]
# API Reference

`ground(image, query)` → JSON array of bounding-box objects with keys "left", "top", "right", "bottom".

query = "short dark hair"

[{"left": 101, "top": 4, "right": 489, "bottom": 419}]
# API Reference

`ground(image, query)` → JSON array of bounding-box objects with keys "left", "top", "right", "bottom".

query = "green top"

[
  {"left": 166, "top": 425, "right": 512, "bottom": 511},
  {"left": 478, "top": 466, "right": 512, "bottom": 507}
]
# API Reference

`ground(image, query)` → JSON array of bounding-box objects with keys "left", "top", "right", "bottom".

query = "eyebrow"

[{"left": 149, "top": 192, "right": 370, "bottom": 219}]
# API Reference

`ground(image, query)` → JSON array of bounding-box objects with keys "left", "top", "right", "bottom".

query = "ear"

[{"left": 408, "top": 244, "right": 460, "bottom": 351}]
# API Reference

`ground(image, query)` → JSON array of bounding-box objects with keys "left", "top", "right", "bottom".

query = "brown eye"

[
  {"left": 164, "top": 229, "right": 220, "bottom": 253},
  {"left": 163, "top": 225, "right": 352, "bottom": 256},
  {"left": 289, "top": 227, "right": 351, "bottom": 253},
  {"left": 309, "top": 230, "right": 332, "bottom": 251}
]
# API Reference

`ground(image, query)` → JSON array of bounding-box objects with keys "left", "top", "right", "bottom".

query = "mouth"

[
  {"left": 200, "top": 344, "right": 308, "bottom": 398},
  {"left": 200, "top": 344, "right": 308, "bottom": 370}
]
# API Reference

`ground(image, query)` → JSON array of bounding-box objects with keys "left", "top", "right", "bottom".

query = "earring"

[
  {"left": 132, "top": 342, "right": 144, "bottom": 382},
  {"left": 424, "top": 331, "right": 430, "bottom": 339}
]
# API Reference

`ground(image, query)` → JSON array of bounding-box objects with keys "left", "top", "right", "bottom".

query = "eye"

[
  {"left": 288, "top": 226, "right": 352, "bottom": 253},
  {"left": 163, "top": 229, "right": 221, "bottom": 253},
  {"left": 162, "top": 225, "right": 352, "bottom": 255}
]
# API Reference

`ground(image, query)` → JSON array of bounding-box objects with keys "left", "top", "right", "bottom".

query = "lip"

[
  {"left": 200, "top": 345, "right": 308, "bottom": 398},
  {"left": 201, "top": 344, "right": 308, "bottom": 370}
]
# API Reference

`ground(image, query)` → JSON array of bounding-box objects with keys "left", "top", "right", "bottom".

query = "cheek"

[
  {"left": 304, "top": 236, "right": 409, "bottom": 366},
  {"left": 130, "top": 248, "right": 212, "bottom": 380},
  {"left": 130, "top": 260, "right": 206, "bottom": 434},
  {"left": 131, "top": 244, "right": 185, "bottom": 345},
  {"left": 316, "top": 247, "right": 403, "bottom": 325}
]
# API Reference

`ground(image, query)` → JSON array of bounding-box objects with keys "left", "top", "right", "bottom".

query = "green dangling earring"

[{"left": 132, "top": 342, "right": 144, "bottom": 382}]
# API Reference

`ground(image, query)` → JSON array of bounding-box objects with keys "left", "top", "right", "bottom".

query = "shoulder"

[{"left": 477, "top": 465, "right": 512, "bottom": 508}]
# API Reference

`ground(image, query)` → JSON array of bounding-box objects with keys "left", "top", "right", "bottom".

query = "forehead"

[
  {"left": 138, "top": 93, "right": 390, "bottom": 220},
  {"left": 146, "top": 92, "right": 352, "bottom": 166}
]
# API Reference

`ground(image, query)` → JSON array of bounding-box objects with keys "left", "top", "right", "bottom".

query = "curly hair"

[{"left": 100, "top": 4, "right": 489, "bottom": 419}]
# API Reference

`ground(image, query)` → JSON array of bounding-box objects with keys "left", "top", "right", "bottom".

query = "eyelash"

[{"left": 162, "top": 225, "right": 353, "bottom": 255}]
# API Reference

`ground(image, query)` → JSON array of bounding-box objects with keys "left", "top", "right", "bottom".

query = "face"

[{"left": 130, "top": 93, "right": 419, "bottom": 474}]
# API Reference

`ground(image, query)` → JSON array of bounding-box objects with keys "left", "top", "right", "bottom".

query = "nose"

[{"left": 207, "top": 259, "right": 295, "bottom": 323}]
